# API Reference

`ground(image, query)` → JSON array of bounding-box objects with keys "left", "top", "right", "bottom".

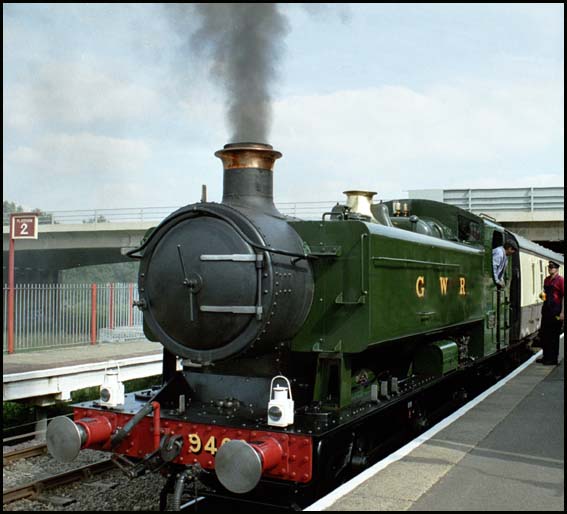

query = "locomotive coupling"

[{"left": 214, "top": 437, "right": 283, "bottom": 493}]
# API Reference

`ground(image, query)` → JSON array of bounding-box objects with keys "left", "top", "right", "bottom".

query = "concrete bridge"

[
  {"left": 3, "top": 220, "right": 153, "bottom": 282},
  {"left": 3, "top": 188, "right": 563, "bottom": 282},
  {"left": 2, "top": 202, "right": 336, "bottom": 282}
]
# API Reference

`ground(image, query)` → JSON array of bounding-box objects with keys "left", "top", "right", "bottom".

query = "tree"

[
  {"left": 3, "top": 200, "right": 24, "bottom": 215},
  {"left": 3, "top": 201, "right": 55, "bottom": 224},
  {"left": 82, "top": 214, "right": 108, "bottom": 224}
]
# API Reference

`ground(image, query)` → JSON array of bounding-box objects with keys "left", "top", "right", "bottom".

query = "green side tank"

[{"left": 289, "top": 199, "right": 486, "bottom": 355}]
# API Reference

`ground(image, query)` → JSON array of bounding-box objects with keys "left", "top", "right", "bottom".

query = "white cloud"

[
  {"left": 271, "top": 79, "right": 564, "bottom": 201},
  {"left": 4, "top": 133, "right": 153, "bottom": 210},
  {"left": 4, "top": 62, "right": 162, "bottom": 130},
  {"left": 7, "top": 132, "right": 151, "bottom": 177}
]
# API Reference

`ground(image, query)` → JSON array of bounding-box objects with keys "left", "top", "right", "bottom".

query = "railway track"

[
  {"left": 3, "top": 442, "right": 48, "bottom": 465},
  {"left": 3, "top": 458, "right": 116, "bottom": 505},
  {"left": 2, "top": 436, "right": 166, "bottom": 511},
  {"left": 3, "top": 351, "right": 534, "bottom": 511}
]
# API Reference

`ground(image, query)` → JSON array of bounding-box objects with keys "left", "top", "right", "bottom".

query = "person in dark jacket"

[{"left": 537, "top": 260, "right": 564, "bottom": 365}]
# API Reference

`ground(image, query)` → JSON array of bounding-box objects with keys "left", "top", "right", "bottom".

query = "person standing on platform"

[
  {"left": 537, "top": 260, "right": 564, "bottom": 366},
  {"left": 492, "top": 240, "right": 518, "bottom": 288}
]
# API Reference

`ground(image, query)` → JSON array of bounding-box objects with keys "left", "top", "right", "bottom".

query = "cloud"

[
  {"left": 4, "top": 62, "right": 162, "bottom": 131},
  {"left": 4, "top": 133, "right": 153, "bottom": 209},
  {"left": 4, "top": 133, "right": 152, "bottom": 189},
  {"left": 271, "top": 79, "right": 564, "bottom": 201},
  {"left": 7, "top": 132, "right": 151, "bottom": 177},
  {"left": 276, "top": 80, "right": 563, "bottom": 159}
]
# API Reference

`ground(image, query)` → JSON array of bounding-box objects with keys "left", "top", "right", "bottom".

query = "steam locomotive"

[{"left": 47, "top": 143, "right": 563, "bottom": 509}]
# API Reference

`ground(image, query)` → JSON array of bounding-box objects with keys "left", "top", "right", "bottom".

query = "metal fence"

[{"left": 3, "top": 283, "right": 144, "bottom": 353}]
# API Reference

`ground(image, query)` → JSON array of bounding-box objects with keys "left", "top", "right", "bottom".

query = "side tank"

[{"left": 289, "top": 199, "right": 485, "bottom": 354}]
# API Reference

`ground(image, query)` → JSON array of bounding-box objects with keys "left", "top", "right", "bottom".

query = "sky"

[{"left": 3, "top": 3, "right": 564, "bottom": 212}]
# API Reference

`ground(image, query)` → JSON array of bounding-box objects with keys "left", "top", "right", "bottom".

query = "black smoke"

[{"left": 166, "top": 3, "right": 290, "bottom": 143}]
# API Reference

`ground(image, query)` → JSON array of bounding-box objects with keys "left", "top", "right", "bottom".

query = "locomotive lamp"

[
  {"left": 99, "top": 368, "right": 124, "bottom": 408},
  {"left": 267, "top": 375, "right": 294, "bottom": 427}
]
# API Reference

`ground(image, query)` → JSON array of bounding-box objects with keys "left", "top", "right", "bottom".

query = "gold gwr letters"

[
  {"left": 415, "top": 275, "right": 467, "bottom": 297},
  {"left": 416, "top": 276, "right": 425, "bottom": 297}
]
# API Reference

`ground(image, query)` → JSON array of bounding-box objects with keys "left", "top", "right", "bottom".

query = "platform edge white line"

[{"left": 303, "top": 348, "right": 545, "bottom": 511}]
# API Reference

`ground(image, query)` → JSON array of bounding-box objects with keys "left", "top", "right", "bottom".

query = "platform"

[
  {"left": 3, "top": 340, "right": 163, "bottom": 403},
  {"left": 306, "top": 342, "right": 564, "bottom": 512}
]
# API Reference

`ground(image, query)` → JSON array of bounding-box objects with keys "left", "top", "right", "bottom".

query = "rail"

[
  {"left": 3, "top": 459, "right": 115, "bottom": 505},
  {"left": 3, "top": 188, "right": 563, "bottom": 227},
  {"left": 3, "top": 283, "right": 144, "bottom": 353},
  {"left": 2, "top": 201, "right": 342, "bottom": 226}
]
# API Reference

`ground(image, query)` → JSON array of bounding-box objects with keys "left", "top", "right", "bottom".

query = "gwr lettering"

[
  {"left": 415, "top": 276, "right": 467, "bottom": 297},
  {"left": 416, "top": 276, "right": 425, "bottom": 298}
]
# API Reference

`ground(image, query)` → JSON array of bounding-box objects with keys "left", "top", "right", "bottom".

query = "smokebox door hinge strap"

[
  {"left": 200, "top": 254, "right": 263, "bottom": 263},
  {"left": 200, "top": 306, "right": 262, "bottom": 315},
  {"left": 200, "top": 253, "right": 264, "bottom": 320}
]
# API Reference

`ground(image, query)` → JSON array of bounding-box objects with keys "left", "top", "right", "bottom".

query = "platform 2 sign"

[{"left": 11, "top": 213, "right": 39, "bottom": 239}]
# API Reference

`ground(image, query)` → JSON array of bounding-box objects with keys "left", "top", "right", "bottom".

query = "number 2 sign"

[{"left": 11, "top": 213, "right": 38, "bottom": 239}]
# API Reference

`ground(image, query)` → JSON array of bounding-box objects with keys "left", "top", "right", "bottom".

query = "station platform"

[
  {"left": 306, "top": 344, "right": 564, "bottom": 512},
  {"left": 3, "top": 340, "right": 163, "bottom": 403},
  {"left": 3, "top": 339, "right": 162, "bottom": 375}
]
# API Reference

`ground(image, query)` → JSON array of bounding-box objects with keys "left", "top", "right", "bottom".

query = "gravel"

[{"left": 3, "top": 440, "right": 167, "bottom": 511}]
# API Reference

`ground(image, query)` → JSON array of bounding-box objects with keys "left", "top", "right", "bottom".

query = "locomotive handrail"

[
  {"left": 335, "top": 233, "right": 369, "bottom": 305},
  {"left": 127, "top": 205, "right": 317, "bottom": 261},
  {"left": 371, "top": 257, "right": 462, "bottom": 268},
  {"left": 361, "top": 233, "right": 369, "bottom": 296}
]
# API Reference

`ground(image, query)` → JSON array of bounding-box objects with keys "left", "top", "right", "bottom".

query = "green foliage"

[
  {"left": 61, "top": 262, "right": 139, "bottom": 283},
  {"left": 33, "top": 208, "right": 56, "bottom": 224},
  {"left": 82, "top": 214, "right": 108, "bottom": 224},
  {"left": 3, "top": 200, "right": 24, "bottom": 214},
  {"left": 3, "top": 401, "right": 34, "bottom": 420},
  {"left": 3, "top": 200, "right": 55, "bottom": 224}
]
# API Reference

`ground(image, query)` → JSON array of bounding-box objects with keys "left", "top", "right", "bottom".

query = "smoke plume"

[{"left": 167, "top": 4, "right": 290, "bottom": 143}]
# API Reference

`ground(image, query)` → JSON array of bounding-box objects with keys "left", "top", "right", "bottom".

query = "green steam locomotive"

[{"left": 47, "top": 143, "right": 563, "bottom": 509}]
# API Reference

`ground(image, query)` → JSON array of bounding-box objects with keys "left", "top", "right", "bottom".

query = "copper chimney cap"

[{"left": 215, "top": 142, "right": 282, "bottom": 171}]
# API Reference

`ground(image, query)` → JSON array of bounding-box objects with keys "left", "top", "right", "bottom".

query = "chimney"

[{"left": 215, "top": 143, "right": 282, "bottom": 214}]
